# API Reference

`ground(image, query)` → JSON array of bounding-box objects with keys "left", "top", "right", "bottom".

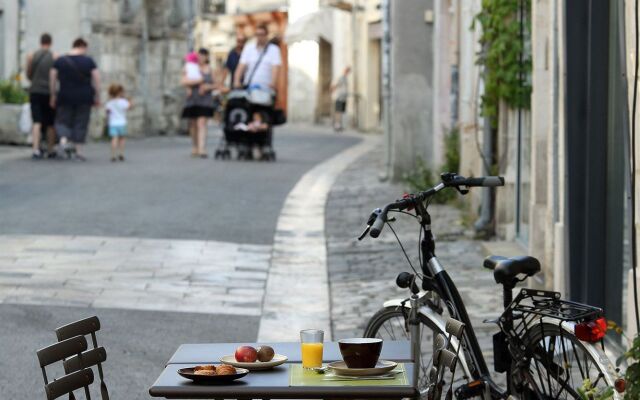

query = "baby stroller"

[{"left": 215, "top": 88, "right": 276, "bottom": 161}]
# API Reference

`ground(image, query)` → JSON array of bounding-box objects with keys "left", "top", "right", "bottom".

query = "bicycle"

[{"left": 360, "top": 172, "right": 625, "bottom": 399}]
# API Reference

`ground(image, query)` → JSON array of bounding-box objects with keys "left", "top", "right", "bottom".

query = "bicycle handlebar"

[{"left": 368, "top": 174, "right": 504, "bottom": 238}]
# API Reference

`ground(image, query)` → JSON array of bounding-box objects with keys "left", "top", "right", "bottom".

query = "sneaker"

[
  {"left": 74, "top": 154, "right": 87, "bottom": 162},
  {"left": 31, "top": 152, "right": 43, "bottom": 160},
  {"left": 46, "top": 151, "right": 57, "bottom": 159},
  {"left": 118, "top": 155, "right": 125, "bottom": 161},
  {"left": 111, "top": 157, "right": 117, "bottom": 162}
]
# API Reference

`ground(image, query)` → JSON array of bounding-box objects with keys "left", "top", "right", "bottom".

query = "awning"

[{"left": 285, "top": 9, "right": 334, "bottom": 44}]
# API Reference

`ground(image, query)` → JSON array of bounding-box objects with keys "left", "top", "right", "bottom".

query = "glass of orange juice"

[{"left": 300, "top": 329, "right": 324, "bottom": 369}]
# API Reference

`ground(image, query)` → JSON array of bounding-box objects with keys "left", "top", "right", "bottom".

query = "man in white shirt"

[{"left": 233, "top": 24, "right": 282, "bottom": 92}]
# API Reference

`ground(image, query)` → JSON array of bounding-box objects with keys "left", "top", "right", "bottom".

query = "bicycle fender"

[
  {"left": 548, "top": 319, "right": 623, "bottom": 398},
  {"left": 381, "top": 299, "right": 473, "bottom": 379}
]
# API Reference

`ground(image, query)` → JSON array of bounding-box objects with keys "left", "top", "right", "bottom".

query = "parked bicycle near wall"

[{"left": 359, "top": 172, "right": 625, "bottom": 399}]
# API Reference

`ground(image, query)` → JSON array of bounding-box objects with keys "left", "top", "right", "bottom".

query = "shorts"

[
  {"left": 29, "top": 93, "right": 55, "bottom": 127},
  {"left": 182, "top": 105, "right": 214, "bottom": 119},
  {"left": 335, "top": 99, "right": 347, "bottom": 113},
  {"left": 109, "top": 125, "right": 127, "bottom": 137},
  {"left": 55, "top": 103, "right": 92, "bottom": 144}
]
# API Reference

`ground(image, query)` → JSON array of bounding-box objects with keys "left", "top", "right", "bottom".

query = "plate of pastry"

[{"left": 178, "top": 364, "right": 249, "bottom": 383}]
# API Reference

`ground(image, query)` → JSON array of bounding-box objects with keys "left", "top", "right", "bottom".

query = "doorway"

[{"left": 316, "top": 38, "right": 332, "bottom": 123}]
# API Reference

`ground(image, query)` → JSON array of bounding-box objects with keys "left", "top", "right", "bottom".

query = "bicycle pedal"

[{"left": 454, "top": 380, "right": 485, "bottom": 399}]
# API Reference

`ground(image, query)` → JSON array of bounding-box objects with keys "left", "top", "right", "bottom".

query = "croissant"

[{"left": 216, "top": 365, "right": 237, "bottom": 375}]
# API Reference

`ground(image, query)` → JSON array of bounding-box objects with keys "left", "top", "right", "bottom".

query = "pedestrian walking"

[
  {"left": 105, "top": 84, "right": 131, "bottom": 162},
  {"left": 49, "top": 37, "right": 100, "bottom": 161},
  {"left": 181, "top": 48, "right": 216, "bottom": 158},
  {"left": 220, "top": 34, "right": 246, "bottom": 90},
  {"left": 26, "top": 33, "right": 57, "bottom": 159},
  {"left": 233, "top": 24, "right": 282, "bottom": 92},
  {"left": 331, "top": 66, "right": 350, "bottom": 132}
]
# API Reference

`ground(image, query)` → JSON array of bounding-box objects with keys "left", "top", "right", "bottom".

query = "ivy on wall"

[{"left": 475, "top": 0, "right": 532, "bottom": 127}]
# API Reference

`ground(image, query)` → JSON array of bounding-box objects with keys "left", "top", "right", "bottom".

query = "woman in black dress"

[{"left": 181, "top": 48, "right": 216, "bottom": 158}]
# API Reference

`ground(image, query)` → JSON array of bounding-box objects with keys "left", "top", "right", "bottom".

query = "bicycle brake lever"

[
  {"left": 359, "top": 208, "right": 383, "bottom": 240},
  {"left": 357, "top": 225, "right": 371, "bottom": 241}
]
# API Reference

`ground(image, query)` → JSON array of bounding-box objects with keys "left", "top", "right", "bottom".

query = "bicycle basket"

[{"left": 498, "top": 288, "right": 603, "bottom": 340}]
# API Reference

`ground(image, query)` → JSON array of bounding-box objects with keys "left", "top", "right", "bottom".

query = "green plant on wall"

[
  {"left": 0, "top": 79, "right": 28, "bottom": 104},
  {"left": 403, "top": 128, "right": 460, "bottom": 204},
  {"left": 474, "top": 0, "right": 532, "bottom": 127}
]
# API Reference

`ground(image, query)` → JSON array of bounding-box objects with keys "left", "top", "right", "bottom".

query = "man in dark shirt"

[
  {"left": 26, "top": 33, "right": 56, "bottom": 159},
  {"left": 220, "top": 35, "right": 246, "bottom": 89},
  {"left": 50, "top": 37, "right": 101, "bottom": 160}
]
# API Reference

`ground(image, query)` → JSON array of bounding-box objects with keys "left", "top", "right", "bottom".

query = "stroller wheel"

[
  {"left": 222, "top": 150, "right": 230, "bottom": 160},
  {"left": 214, "top": 150, "right": 221, "bottom": 159}
]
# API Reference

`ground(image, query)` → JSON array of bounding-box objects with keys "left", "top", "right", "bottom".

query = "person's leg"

[
  {"left": 110, "top": 136, "right": 118, "bottom": 161},
  {"left": 189, "top": 119, "right": 198, "bottom": 156},
  {"left": 54, "top": 105, "right": 72, "bottom": 157},
  {"left": 31, "top": 122, "right": 42, "bottom": 156},
  {"left": 30, "top": 94, "right": 44, "bottom": 157},
  {"left": 72, "top": 104, "right": 92, "bottom": 158},
  {"left": 118, "top": 136, "right": 126, "bottom": 159},
  {"left": 196, "top": 116, "right": 208, "bottom": 156},
  {"left": 45, "top": 126, "right": 56, "bottom": 155}
]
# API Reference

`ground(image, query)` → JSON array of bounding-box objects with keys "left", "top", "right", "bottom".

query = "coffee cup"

[{"left": 338, "top": 338, "right": 383, "bottom": 368}]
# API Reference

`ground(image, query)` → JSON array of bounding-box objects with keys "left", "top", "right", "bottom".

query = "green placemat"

[{"left": 289, "top": 363, "right": 409, "bottom": 387}]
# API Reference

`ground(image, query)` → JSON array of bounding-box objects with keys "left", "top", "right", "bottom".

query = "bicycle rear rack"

[
  {"left": 497, "top": 288, "right": 603, "bottom": 360},
  {"left": 504, "top": 288, "right": 602, "bottom": 326}
]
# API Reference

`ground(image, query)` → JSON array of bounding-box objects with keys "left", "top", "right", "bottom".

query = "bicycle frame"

[{"left": 415, "top": 206, "right": 508, "bottom": 398}]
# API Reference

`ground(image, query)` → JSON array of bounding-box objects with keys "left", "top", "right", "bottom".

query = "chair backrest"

[
  {"left": 37, "top": 336, "right": 88, "bottom": 369},
  {"left": 54, "top": 316, "right": 110, "bottom": 400},
  {"left": 44, "top": 369, "right": 94, "bottom": 400},
  {"left": 63, "top": 347, "right": 107, "bottom": 374},
  {"left": 36, "top": 336, "right": 93, "bottom": 400},
  {"left": 55, "top": 316, "right": 100, "bottom": 344}
]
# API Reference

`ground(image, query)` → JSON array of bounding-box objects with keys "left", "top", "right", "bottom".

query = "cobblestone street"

[{"left": 326, "top": 146, "right": 503, "bottom": 367}]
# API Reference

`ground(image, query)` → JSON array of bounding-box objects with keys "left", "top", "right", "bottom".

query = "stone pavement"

[
  {"left": 326, "top": 146, "right": 504, "bottom": 366},
  {"left": 258, "top": 135, "right": 376, "bottom": 341},
  {"left": 0, "top": 234, "right": 270, "bottom": 316}
]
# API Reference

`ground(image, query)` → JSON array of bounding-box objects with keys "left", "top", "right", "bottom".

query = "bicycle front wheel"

[
  {"left": 513, "top": 322, "right": 622, "bottom": 399},
  {"left": 364, "top": 306, "right": 458, "bottom": 396}
]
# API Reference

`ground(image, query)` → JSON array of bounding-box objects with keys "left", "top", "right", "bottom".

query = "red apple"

[{"left": 235, "top": 346, "right": 258, "bottom": 362}]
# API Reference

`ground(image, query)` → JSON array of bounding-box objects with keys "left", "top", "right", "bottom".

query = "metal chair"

[
  {"left": 55, "top": 316, "right": 109, "bottom": 400},
  {"left": 36, "top": 335, "right": 95, "bottom": 400}
]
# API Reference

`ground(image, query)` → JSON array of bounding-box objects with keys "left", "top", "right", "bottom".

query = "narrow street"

[{"left": 0, "top": 126, "right": 360, "bottom": 399}]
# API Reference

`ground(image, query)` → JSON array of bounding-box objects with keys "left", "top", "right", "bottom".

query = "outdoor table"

[{"left": 149, "top": 340, "right": 417, "bottom": 399}]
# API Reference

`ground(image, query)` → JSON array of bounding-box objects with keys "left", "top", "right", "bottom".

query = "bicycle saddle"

[{"left": 483, "top": 255, "right": 541, "bottom": 285}]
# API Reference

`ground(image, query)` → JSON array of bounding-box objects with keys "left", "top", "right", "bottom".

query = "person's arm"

[
  {"left": 49, "top": 68, "right": 58, "bottom": 108},
  {"left": 220, "top": 69, "right": 229, "bottom": 88},
  {"left": 91, "top": 68, "right": 101, "bottom": 106},
  {"left": 25, "top": 53, "right": 34, "bottom": 80},
  {"left": 270, "top": 65, "right": 280, "bottom": 91},
  {"left": 269, "top": 46, "right": 282, "bottom": 91},
  {"left": 233, "top": 64, "right": 247, "bottom": 88},
  {"left": 198, "top": 70, "right": 218, "bottom": 95}
]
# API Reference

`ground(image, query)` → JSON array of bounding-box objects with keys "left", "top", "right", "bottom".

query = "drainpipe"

[
  {"left": 381, "top": 0, "right": 392, "bottom": 180},
  {"left": 474, "top": 51, "right": 494, "bottom": 235},
  {"left": 140, "top": 0, "right": 150, "bottom": 130},
  {"left": 351, "top": 0, "right": 360, "bottom": 129}
]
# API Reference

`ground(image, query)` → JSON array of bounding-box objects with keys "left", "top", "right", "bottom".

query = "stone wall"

[
  {"left": 81, "top": 0, "right": 188, "bottom": 138},
  {"left": 389, "top": 0, "right": 435, "bottom": 178}
]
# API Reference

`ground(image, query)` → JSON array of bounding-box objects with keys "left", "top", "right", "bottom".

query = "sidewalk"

[{"left": 325, "top": 145, "right": 503, "bottom": 367}]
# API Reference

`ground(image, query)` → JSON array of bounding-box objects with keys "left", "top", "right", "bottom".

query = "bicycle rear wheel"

[
  {"left": 364, "top": 306, "right": 463, "bottom": 397},
  {"left": 512, "top": 322, "right": 621, "bottom": 399}
]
